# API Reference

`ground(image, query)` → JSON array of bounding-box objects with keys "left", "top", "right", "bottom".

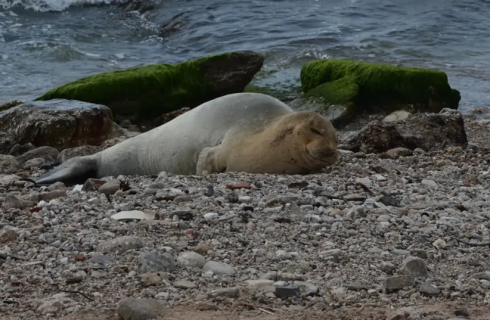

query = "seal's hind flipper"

[{"left": 33, "top": 156, "right": 99, "bottom": 186}]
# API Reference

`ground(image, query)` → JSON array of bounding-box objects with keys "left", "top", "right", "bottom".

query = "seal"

[{"left": 32, "top": 92, "right": 339, "bottom": 186}]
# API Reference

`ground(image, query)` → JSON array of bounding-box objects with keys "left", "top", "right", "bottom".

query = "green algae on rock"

[
  {"left": 35, "top": 51, "right": 264, "bottom": 121},
  {"left": 299, "top": 59, "right": 461, "bottom": 126}
]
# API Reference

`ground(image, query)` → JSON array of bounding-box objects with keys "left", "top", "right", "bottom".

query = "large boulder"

[
  {"left": 35, "top": 51, "right": 264, "bottom": 121},
  {"left": 0, "top": 99, "right": 114, "bottom": 154},
  {"left": 340, "top": 108, "right": 468, "bottom": 153},
  {"left": 297, "top": 59, "right": 461, "bottom": 128}
]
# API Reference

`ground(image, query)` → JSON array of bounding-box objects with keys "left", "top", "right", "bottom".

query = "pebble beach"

[{"left": 1, "top": 112, "right": 490, "bottom": 320}]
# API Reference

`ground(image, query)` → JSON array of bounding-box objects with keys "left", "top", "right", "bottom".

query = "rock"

[
  {"left": 174, "top": 280, "right": 196, "bottom": 289},
  {"left": 0, "top": 155, "right": 19, "bottom": 173},
  {"left": 0, "top": 174, "right": 21, "bottom": 185},
  {"left": 386, "top": 147, "right": 413, "bottom": 158},
  {"left": 341, "top": 121, "right": 403, "bottom": 153},
  {"left": 140, "top": 272, "right": 162, "bottom": 287},
  {"left": 432, "top": 239, "right": 447, "bottom": 250},
  {"left": 402, "top": 256, "right": 429, "bottom": 278},
  {"left": 395, "top": 109, "right": 468, "bottom": 151},
  {"left": 207, "top": 287, "right": 240, "bottom": 298},
  {"left": 274, "top": 285, "right": 300, "bottom": 298},
  {"left": 98, "top": 179, "right": 121, "bottom": 195},
  {"left": 2, "top": 194, "right": 28, "bottom": 210},
  {"left": 293, "top": 281, "right": 319, "bottom": 296},
  {"left": 0, "top": 99, "right": 113, "bottom": 153},
  {"left": 202, "top": 261, "right": 236, "bottom": 275},
  {"left": 245, "top": 279, "right": 275, "bottom": 290},
  {"left": 419, "top": 282, "right": 440, "bottom": 297},
  {"left": 385, "top": 275, "right": 415, "bottom": 291},
  {"left": 299, "top": 60, "right": 459, "bottom": 128},
  {"left": 421, "top": 179, "right": 438, "bottom": 188},
  {"left": 117, "top": 298, "right": 166, "bottom": 320},
  {"left": 383, "top": 110, "right": 411, "bottom": 122},
  {"left": 23, "top": 158, "right": 46, "bottom": 170},
  {"left": 177, "top": 251, "right": 206, "bottom": 269},
  {"left": 342, "top": 108, "right": 467, "bottom": 153},
  {"left": 97, "top": 236, "right": 145, "bottom": 254},
  {"left": 8, "top": 142, "right": 35, "bottom": 156},
  {"left": 35, "top": 51, "right": 264, "bottom": 122},
  {"left": 57, "top": 145, "right": 102, "bottom": 163},
  {"left": 0, "top": 229, "right": 18, "bottom": 243},
  {"left": 139, "top": 252, "right": 176, "bottom": 273},
  {"left": 469, "top": 271, "right": 490, "bottom": 281},
  {"left": 16, "top": 146, "right": 59, "bottom": 164},
  {"left": 37, "top": 293, "right": 77, "bottom": 315}
]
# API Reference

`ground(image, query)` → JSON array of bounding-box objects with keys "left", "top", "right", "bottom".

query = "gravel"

[{"left": 1, "top": 115, "right": 490, "bottom": 320}]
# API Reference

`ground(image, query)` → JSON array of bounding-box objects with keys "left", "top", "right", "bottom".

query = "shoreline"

[{"left": 1, "top": 112, "right": 490, "bottom": 319}]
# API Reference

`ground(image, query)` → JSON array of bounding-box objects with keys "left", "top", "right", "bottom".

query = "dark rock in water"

[
  {"left": 34, "top": 51, "right": 264, "bottom": 122},
  {"left": 57, "top": 145, "right": 102, "bottom": 163},
  {"left": 341, "top": 108, "right": 467, "bottom": 153},
  {"left": 16, "top": 146, "right": 59, "bottom": 165},
  {"left": 0, "top": 99, "right": 113, "bottom": 154},
  {"left": 8, "top": 143, "right": 35, "bottom": 156}
]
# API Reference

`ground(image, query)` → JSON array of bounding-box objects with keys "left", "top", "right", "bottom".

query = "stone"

[
  {"left": 2, "top": 194, "right": 28, "bottom": 210},
  {"left": 207, "top": 287, "right": 240, "bottom": 298},
  {"left": 98, "top": 179, "right": 121, "bottom": 195},
  {"left": 293, "top": 281, "right": 319, "bottom": 296},
  {"left": 245, "top": 279, "right": 274, "bottom": 290},
  {"left": 174, "top": 280, "right": 196, "bottom": 289},
  {"left": 432, "top": 238, "right": 447, "bottom": 250},
  {"left": 117, "top": 298, "right": 166, "bottom": 320},
  {"left": 419, "top": 282, "right": 440, "bottom": 297},
  {"left": 0, "top": 229, "right": 18, "bottom": 243},
  {"left": 37, "top": 293, "right": 77, "bottom": 315},
  {"left": 421, "top": 179, "right": 438, "bottom": 188},
  {"left": 0, "top": 155, "right": 19, "bottom": 173},
  {"left": 16, "top": 146, "right": 59, "bottom": 165},
  {"left": 386, "top": 147, "right": 413, "bottom": 158},
  {"left": 274, "top": 285, "right": 300, "bottom": 298},
  {"left": 35, "top": 51, "right": 264, "bottom": 122},
  {"left": 402, "top": 256, "right": 429, "bottom": 278},
  {"left": 202, "top": 261, "right": 235, "bottom": 275},
  {"left": 8, "top": 142, "right": 35, "bottom": 156},
  {"left": 0, "top": 99, "right": 113, "bottom": 153},
  {"left": 97, "top": 236, "right": 144, "bottom": 254},
  {"left": 177, "top": 251, "right": 206, "bottom": 269},
  {"left": 57, "top": 145, "right": 102, "bottom": 163},
  {"left": 139, "top": 252, "right": 176, "bottom": 273},
  {"left": 341, "top": 109, "right": 467, "bottom": 153},
  {"left": 140, "top": 272, "right": 162, "bottom": 287},
  {"left": 385, "top": 275, "right": 415, "bottom": 290},
  {"left": 383, "top": 110, "right": 411, "bottom": 122}
]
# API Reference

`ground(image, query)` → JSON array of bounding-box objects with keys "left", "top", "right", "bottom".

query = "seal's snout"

[{"left": 321, "top": 146, "right": 339, "bottom": 164}]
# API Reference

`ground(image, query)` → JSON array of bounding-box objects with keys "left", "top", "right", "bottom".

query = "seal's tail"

[{"left": 31, "top": 156, "right": 99, "bottom": 187}]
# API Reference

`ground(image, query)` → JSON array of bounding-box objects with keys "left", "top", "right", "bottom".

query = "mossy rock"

[
  {"left": 35, "top": 51, "right": 264, "bottom": 121},
  {"left": 300, "top": 59, "right": 461, "bottom": 117}
]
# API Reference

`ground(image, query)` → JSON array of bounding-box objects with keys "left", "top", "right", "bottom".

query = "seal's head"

[{"left": 274, "top": 111, "right": 339, "bottom": 171}]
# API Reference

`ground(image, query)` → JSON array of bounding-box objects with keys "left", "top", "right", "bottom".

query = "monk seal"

[{"left": 32, "top": 92, "right": 339, "bottom": 186}]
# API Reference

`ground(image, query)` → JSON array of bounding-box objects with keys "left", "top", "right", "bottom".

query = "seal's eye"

[{"left": 310, "top": 128, "right": 323, "bottom": 136}]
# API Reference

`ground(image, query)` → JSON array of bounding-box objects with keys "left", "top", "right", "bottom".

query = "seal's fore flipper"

[{"left": 196, "top": 146, "right": 227, "bottom": 175}]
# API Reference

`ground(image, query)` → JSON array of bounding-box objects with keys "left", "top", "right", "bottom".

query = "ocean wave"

[{"left": 0, "top": 0, "right": 127, "bottom": 12}]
